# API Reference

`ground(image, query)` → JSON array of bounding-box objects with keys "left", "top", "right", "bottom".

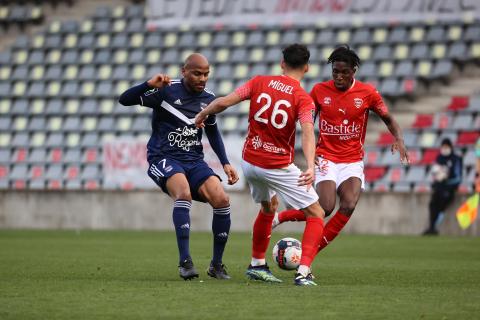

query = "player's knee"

[
  {"left": 211, "top": 193, "right": 230, "bottom": 208},
  {"left": 339, "top": 199, "right": 357, "bottom": 215},
  {"left": 174, "top": 191, "right": 192, "bottom": 201},
  {"left": 323, "top": 203, "right": 335, "bottom": 217},
  {"left": 260, "top": 202, "right": 275, "bottom": 214}
]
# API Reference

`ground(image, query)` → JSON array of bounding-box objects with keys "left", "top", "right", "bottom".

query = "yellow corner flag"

[{"left": 456, "top": 194, "right": 479, "bottom": 229}]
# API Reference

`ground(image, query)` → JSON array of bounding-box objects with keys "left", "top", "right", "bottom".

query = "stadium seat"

[
  {"left": 456, "top": 131, "right": 480, "bottom": 146},
  {"left": 447, "top": 96, "right": 469, "bottom": 111},
  {"left": 364, "top": 166, "right": 387, "bottom": 183},
  {"left": 412, "top": 114, "right": 433, "bottom": 128}
]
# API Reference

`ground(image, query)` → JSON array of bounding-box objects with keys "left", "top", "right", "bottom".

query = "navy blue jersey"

[{"left": 139, "top": 79, "right": 217, "bottom": 162}]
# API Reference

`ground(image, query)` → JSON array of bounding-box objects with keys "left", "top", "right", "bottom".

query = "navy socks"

[
  {"left": 173, "top": 200, "right": 192, "bottom": 263},
  {"left": 212, "top": 206, "right": 231, "bottom": 265}
]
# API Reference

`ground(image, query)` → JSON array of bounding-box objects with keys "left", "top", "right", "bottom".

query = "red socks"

[
  {"left": 278, "top": 209, "right": 305, "bottom": 223},
  {"left": 318, "top": 211, "right": 351, "bottom": 252},
  {"left": 299, "top": 216, "right": 324, "bottom": 267},
  {"left": 252, "top": 210, "right": 275, "bottom": 259}
]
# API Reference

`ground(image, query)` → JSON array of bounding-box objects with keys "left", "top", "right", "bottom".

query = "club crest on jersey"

[
  {"left": 323, "top": 97, "right": 332, "bottom": 105},
  {"left": 353, "top": 98, "right": 363, "bottom": 108}
]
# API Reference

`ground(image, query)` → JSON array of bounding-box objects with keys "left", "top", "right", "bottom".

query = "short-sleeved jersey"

[
  {"left": 139, "top": 79, "right": 216, "bottom": 162},
  {"left": 310, "top": 79, "right": 389, "bottom": 163},
  {"left": 236, "top": 75, "right": 315, "bottom": 169}
]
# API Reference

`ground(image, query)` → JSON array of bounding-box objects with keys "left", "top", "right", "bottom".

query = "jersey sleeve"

[
  {"left": 234, "top": 77, "right": 255, "bottom": 100},
  {"left": 297, "top": 92, "right": 315, "bottom": 124},
  {"left": 139, "top": 87, "right": 166, "bottom": 109},
  {"left": 369, "top": 89, "right": 389, "bottom": 117},
  {"left": 309, "top": 85, "right": 322, "bottom": 111}
]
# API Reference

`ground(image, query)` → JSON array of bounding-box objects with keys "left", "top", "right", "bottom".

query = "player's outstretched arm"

[
  {"left": 298, "top": 122, "right": 316, "bottom": 190},
  {"left": 204, "top": 124, "right": 239, "bottom": 185},
  {"left": 118, "top": 74, "right": 171, "bottom": 106},
  {"left": 195, "top": 92, "right": 242, "bottom": 128},
  {"left": 379, "top": 113, "right": 409, "bottom": 165}
]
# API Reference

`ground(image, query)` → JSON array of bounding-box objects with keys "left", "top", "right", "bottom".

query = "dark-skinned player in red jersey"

[{"left": 273, "top": 45, "right": 409, "bottom": 256}]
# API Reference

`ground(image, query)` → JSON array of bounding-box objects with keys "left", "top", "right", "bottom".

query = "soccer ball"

[{"left": 272, "top": 237, "right": 302, "bottom": 270}]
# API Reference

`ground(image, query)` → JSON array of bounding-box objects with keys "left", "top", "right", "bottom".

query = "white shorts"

[
  {"left": 315, "top": 157, "right": 365, "bottom": 190},
  {"left": 241, "top": 159, "right": 319, "bottom": 210}
]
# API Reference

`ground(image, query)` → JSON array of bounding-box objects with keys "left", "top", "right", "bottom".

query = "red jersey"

[
  {"left": 235, "top": 75, "right": 315, "bottom": 169},
  {"left": 310, "top": 79, "right": 389, "bottom": 163}
]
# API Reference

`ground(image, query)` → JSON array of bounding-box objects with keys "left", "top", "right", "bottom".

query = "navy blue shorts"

[{"left": 147, "top": 157, "right": 221, "bottom": 202}]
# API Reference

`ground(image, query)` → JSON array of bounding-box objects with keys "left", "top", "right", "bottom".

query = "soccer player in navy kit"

[{"left": 119, "top": 53, "right": 239, "bottom": 280}]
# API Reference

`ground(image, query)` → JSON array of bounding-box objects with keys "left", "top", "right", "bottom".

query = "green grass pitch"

[{"left": 1, "top": 230, "right": 479, "bottom": 319}]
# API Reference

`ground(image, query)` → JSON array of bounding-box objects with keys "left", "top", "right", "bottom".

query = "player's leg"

[
  {"left": 273, "top": 157, "right": 338, "bottom": 227},
  {"left": 245, "top": 196, "right": 283, "bottom": 283},
  {"left": 316, "top": 176, "right": 362, "bottom": 253},
  {"left": 241, "top": 160, "right": 282, "bottom": 282},
  {"left": 263, "top": 163, "right": 324, "bottom": 286},
  {"left": 197, "top": 175, "right": 232, "bottom": 279},
  {"left": 164, "top": 173, "right": 199, "bottom": 280},
  {"left": 424, "top": 188, "right": 453, "bottom": 235},
  {"left": 296, "top": 201, "right": 325, "bottom": 285},
  {"left": 148, "top": 159, "right": 197, "bottom": 280}
]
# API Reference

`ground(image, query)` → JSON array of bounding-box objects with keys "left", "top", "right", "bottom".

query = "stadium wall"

[{"left": 0, "top": 191, "right": 477, "bottom": 236}]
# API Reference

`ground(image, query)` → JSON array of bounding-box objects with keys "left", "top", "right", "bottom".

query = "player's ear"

[
  {"left": 304, "top": 64, "right": 309, "bottom": 74},
  {"left": 181, "top": 66, "right": 186, "bottom": 77},
  {"left": 280, "top": 59, "right": 286, "bottom": 72}
]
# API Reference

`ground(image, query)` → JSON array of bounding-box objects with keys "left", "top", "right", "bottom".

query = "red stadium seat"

[
  {"left": 446, "top": 96, "right": 469, "bottom": 111},
  {"left": 456, "top": 131, "right": 480, "bottom": 145},
  {"left": 389, "top": 167, "right": 403, "bottom": 182},
  {"left": 49, "top": 148, "right": 63, "bottom": 163},
  {"left": 403, "top": 79, "right": 416, "bottom": 93},
  {"left": 84, "top": 148, "right": 98, "bottom": 163},
  {"left": 66, "top": 166, "right": 79, "bottom": 179},
  {"left": 12, "top": 148, "right": 27, "bottom": 163},
  {"left": 365, "top": 149, "right": 381, "bottom": 165},
  {"left": 13, "top": 180, "right": 26, "bottom": 189},
  {"left": 407, "top": 149, "right": 421, "bottom": 164},
  {"left": 0, "top": 165, "right": 8, "bottom": 178},
  {"left": 364, "top": 166, "right": 387, "bottom": 183},
  {"left": 30, "top": 165, "right": 44, "bottom": 179},
  {"left": 84, "top": 180, "right": 99, "bottom": 190},
  {"left": 376, "top": 132, "right": 395, "bottom": 146},
  {"left": 421, "top": 148, "right": 439, "bottom": 164},
  {"left": 412, "top": 114, "right": 433, "bottom": 128},
  {"left": 47, "top": 180, "right": 62, "bottom": 189}
]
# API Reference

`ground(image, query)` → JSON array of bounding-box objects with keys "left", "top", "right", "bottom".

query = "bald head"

[
  {"left": 184, "top": 53, "right": 209, "bottom": 70},
  {"left": 182, "top": 53, "right": 210, "bottom": 93}
]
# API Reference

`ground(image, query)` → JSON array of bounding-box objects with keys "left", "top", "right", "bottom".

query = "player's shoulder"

[
  {"left": 162, "top": 79, "right": 182, "bottom": 92},
  {"left": 311, "top": 80, "right": 334, "bottom": 92},
  {"left": 355, "top": 79, "right": 378, "bottom": 93},
  {"left": 203, "top": 87, "right": 215, "bottom": 97}
]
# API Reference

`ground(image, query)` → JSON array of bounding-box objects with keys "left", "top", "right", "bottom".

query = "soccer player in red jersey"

[
  {"left": 273, "top": 45, "right": 409, "bottom": 253},
  {"left": 196, "top": 44, "right": 325, "bottom": 286}
]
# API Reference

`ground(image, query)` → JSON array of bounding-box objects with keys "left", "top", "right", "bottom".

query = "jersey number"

[{"left": 254, "top": 93, "right": 291, "bottom": 129}]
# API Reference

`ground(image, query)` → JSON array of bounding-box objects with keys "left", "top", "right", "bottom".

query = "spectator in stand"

[{"left": 423, "top": 138, "right": 463, "bottom": 235}]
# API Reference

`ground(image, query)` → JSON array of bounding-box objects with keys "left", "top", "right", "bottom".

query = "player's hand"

[
  {"left": 223, "top": 164, "right": 239, "bottom": 185},
  {"left": 147, "top": 74, "right": 171, "bottom": 88},
  {"left": 195, "top": 111, "right": 208, "bottom": 128},
  {"left": 392, "top": 139, "right": 409, "bottom": 165},
  {"left": 298, "top": 167, "right": 315, "bottom": 191}
]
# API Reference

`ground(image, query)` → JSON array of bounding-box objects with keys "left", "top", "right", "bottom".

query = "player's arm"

[
  {"left": 379, "top": 113, "right": 409, "bottom": 165},
  {"left": 445, "top": 156, "right": 462, "bottom": 187},
  {"left": 204, "top": 122, "right": 239, "bottom": 185},
  {"left": 195, "top": 79, "right": 252, "bottom": 128},
  {"left": 371, "top": 90, "right": 409, "bottom": 165},
  {"left": 195, "top": 92, "right": 243, "bottom": 128},
  {"left": 118, "top": 74, "right": 171, "bottom": 106},
  {"left": 298, "top": 99, "right": 316, "bottom": 189}
]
